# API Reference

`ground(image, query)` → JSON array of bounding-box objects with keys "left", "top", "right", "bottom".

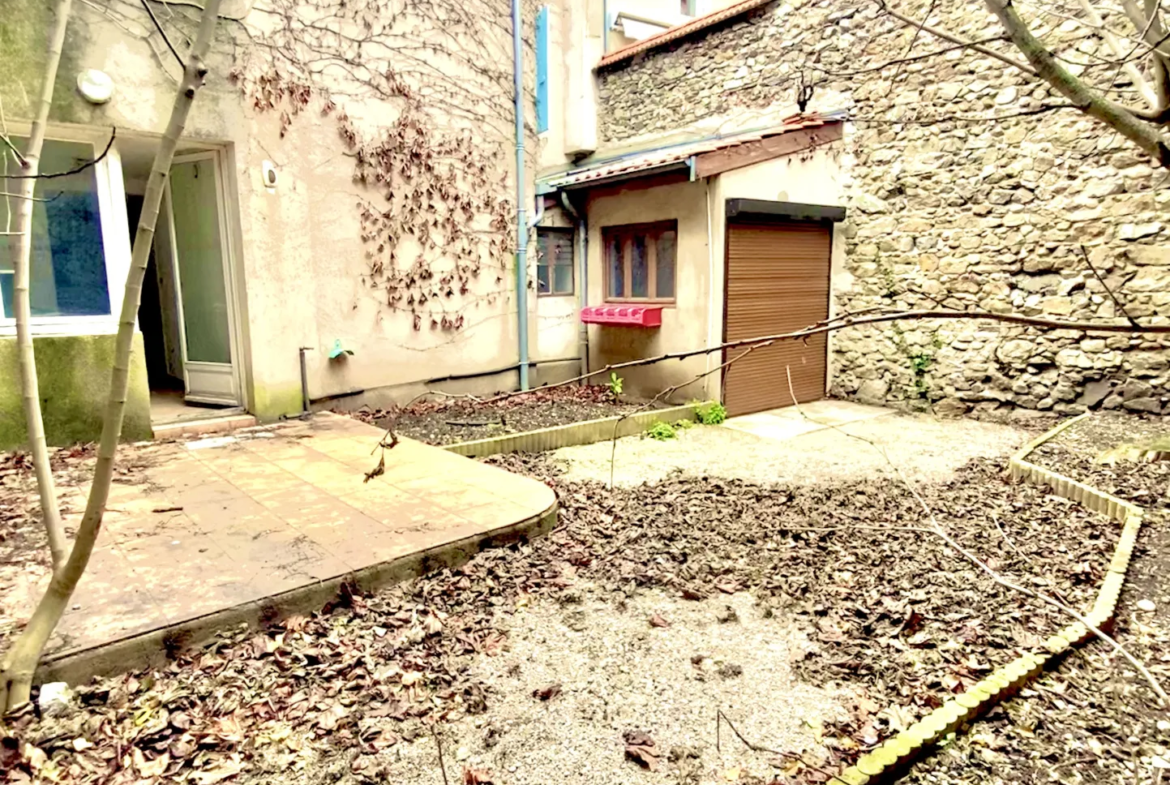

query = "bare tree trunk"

[
  {"left": 983, "top": 0, "right": 1170, "bottom": 168},
  {"left": 9, "top": 0, "right": 73, "bottom": 574},
  {"left": 0, "top": 0, "right": 223, "bottom": 713}
]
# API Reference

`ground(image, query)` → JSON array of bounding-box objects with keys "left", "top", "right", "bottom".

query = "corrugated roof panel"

[{"left": 542, "top": 113, "right": 840, "bottom": 189}]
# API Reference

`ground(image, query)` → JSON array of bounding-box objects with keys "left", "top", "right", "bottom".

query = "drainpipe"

[
  {"left": 298, "top": 347, "right": 312, "bottom": 415},
  {"left": 704, "top": 181, "right": 716, "bottom": 400},
  {"left": 512, "top": 0, "right": 530, "bottom": 391},
  {"left": 560, "top": 191, "right": 589, "bottom": 378},
  {"left": 602, "top": 0, "right": 608, "bottom": 53}
]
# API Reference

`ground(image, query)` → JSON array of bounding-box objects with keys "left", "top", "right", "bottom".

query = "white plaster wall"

[
  {"left": 707, "top": 147, "right": 849, "bottom": 399},
  {"left": 43, "top": 0, "right": 585, "bottom": 417},
  {"left": 584, "top": 174, "right": 710, "bottom": 400}
]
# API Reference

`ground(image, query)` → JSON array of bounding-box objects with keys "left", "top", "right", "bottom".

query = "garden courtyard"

[{"left": 1, "top": 399, "right": 1167, "bottom": 785}]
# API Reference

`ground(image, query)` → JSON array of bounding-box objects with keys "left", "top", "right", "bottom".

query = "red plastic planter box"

[{"left": 580, "top": 305, "right": 663, "bottom": 327}]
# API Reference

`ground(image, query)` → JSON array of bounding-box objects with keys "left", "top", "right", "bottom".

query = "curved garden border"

[{"left": 836, "top": 412, "right": 1148, "bottom": 785}]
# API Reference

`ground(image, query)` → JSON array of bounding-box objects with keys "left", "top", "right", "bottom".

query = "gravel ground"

[
  {"left": 374, "top": 586, "right": 840, "bottom": 785},
  {"left": 553, "top": 412, "right": 1032, "bottom": 486}
]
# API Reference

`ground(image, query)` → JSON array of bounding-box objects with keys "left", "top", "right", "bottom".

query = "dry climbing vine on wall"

[
  {"left": 352, "top": 109, "right": 516, "bottom": 331},
  {"left": 223, "top": 0, "right": 539, "bottom": 333}
]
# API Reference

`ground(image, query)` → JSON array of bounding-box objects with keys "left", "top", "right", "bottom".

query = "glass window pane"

[
  {"left": 656, "top": 229, "right": 675, "bottom": 299},
  {"left": 537, "top": 263, "right": 550, "bottom": 294},
  {"left": 553, "top": 264, "right": 573, "bottom": 294},
  {"left": 631, "top": 235, "right": 648, "bottom": 298},
  {"left": 0, "top": 138, "right": 111, "bottom": 318},
  {"left": 607, "top": 233, "right": 623, "bottom": 298},
  {"left": 170, "top": 160, "right": 231, "bottom": 364},
  {"left": 0, "top": 274, "right": 12, "bottom": 316}
]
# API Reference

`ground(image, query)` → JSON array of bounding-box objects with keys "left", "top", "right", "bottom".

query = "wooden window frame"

[
  {"left": 602, "top": 220, "right": 677, "bottom": 305},
  {"left": 536, "top": 227, "right": 575, "bottom": 297}
]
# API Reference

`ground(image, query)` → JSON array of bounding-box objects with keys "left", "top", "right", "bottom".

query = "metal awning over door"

[{"left": 722, "top": 219, "right": 832, "bottom": 416}]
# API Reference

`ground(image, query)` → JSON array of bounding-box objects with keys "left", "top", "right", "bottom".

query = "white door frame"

[{"left": 166, "top": 151, "right": 243, "bottom": 406}]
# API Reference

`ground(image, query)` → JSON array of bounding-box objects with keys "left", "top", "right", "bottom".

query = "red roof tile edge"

[{"left": 598, "top": 0, "right": 773, "bottom": 69}]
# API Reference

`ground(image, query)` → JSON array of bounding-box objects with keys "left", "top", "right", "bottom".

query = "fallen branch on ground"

[{"left": 716, "top": 709, "right": 851, "bottom": 785}]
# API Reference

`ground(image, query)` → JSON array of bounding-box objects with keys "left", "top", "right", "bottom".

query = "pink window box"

[{"left": 580, "top": 305, "right": 663, "bottom": 327}]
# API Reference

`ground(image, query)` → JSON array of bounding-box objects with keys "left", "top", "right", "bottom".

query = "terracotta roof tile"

[{"left": 598, "top": 0, "right": 772, "bottom": 69}]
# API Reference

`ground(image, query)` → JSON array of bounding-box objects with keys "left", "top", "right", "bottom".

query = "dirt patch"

[
  {"left": 1029, "top": 413, "right": 1170, "bottom": 512},
  {"left": 343, "top": 386, "right": 669, "bottom": 446},
  {"left": 4, "top": 452, "right": 1115, "bottom": 785}
]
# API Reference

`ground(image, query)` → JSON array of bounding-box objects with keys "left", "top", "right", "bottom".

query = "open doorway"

[{"left": 119, "top": 138, "right": 243, "bottom": 425}]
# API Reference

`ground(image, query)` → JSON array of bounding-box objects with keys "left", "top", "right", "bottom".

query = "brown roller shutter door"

[{"left": 722, "top": 220, "right": 831, "bottom": 416}]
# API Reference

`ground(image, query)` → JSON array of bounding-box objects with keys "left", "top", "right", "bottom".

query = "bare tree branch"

[
  {"left": 984, "top": 0, "right": 1170, "bottom": 166},
  {"left": 1078, "top": 244, "right": 1141, "bottom": 328},
  {"left": 876, "top": 0, "right": 1038, "bottom": 75},
  {"left": 0, "top": 128, "right": 116, "bottom": 180},
  {"left": 9, "top": 0, "right": 74, "bottom": 575},
  {"left": 140, "top": 0, "right": 185, "bottom": 66},
  {"left": 468, "top": 308, "right": 1169, "bottom": 408},
  {"left": 1076, "top": 0, "right": 1160, "bottom": 109},
  {"left": 0, "top": 133, "right": 28, "bottom": 166}
]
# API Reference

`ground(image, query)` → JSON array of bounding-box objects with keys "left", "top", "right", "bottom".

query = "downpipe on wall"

[
  {"left": 512, "top": 0, "right": 530, "bottom": 391},
  {"left": 560, "top": 191, "right": 589, "bottom": 378}
]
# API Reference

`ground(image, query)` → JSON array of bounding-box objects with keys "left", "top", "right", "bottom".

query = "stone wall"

[{"left": 597, "top": 0, "right": 1169, "bottom": 417}]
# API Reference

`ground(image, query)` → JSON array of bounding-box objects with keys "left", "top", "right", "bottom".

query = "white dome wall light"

[{"left": 77, "top": 69, "right": 114, "bottom": 104}]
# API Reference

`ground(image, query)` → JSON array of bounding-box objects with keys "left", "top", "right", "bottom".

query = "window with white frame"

[{"left": 0, "top": 133, "right": 128, "bottom": 334}]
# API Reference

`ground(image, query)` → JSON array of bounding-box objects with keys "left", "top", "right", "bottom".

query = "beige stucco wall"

[
  {"left": 8, "top": 0, "right": 585, "bottom": 421},
  {"left": 584, "top": 174, "right": 710, "bottom": 401},
  {"left": 707, "top": 145, "right": 850, "bottom": 398}
]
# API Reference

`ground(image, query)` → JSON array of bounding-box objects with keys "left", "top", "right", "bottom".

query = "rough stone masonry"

[{"left": 598, "top": 0, "right": 1169, "bottom": 417}]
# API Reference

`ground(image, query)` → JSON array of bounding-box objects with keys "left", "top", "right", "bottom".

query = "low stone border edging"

[
  {"left": 440, "top": 402, "right": 705, "bottom": 458},
  {"left": 837, "top": 413, "right": 1146, "bottom": 785}
]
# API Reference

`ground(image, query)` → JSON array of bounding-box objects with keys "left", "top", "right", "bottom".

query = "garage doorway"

[{"left": 721, "top": 218, "right": 831, "bottom": 416}]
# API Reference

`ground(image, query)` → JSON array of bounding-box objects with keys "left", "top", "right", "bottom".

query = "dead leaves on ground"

[
  {"left": 462, "top": 767, "right": 495, "bottom": 784},
  {"left": 623, "top": 729, "right": 660, "bottom": 771},
  {"left": 531, "top": 684, "right": 561, "bottom": 701},
  {"left": 2, "top": 453, "right": 1133, "bottom": 784}
]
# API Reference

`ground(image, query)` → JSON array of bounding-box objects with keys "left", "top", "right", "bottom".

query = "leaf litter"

[
  {"left": 344, "top": 386, "right": 665, "bottom": 446},
  {"left": 906, "top": 413, "right": 1170, "bottom": 785},
  {"left": 1, "top": 447, "right": 1124, "bottom": 784}
]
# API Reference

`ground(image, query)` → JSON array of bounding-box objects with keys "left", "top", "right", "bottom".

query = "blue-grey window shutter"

[{"left": 536, "top": 6, "right": 549, "bottom": 134}]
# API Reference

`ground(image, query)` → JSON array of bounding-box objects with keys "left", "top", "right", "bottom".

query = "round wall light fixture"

[{"left": 77, "top": 69, "right": 114, "bottom": 104}]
